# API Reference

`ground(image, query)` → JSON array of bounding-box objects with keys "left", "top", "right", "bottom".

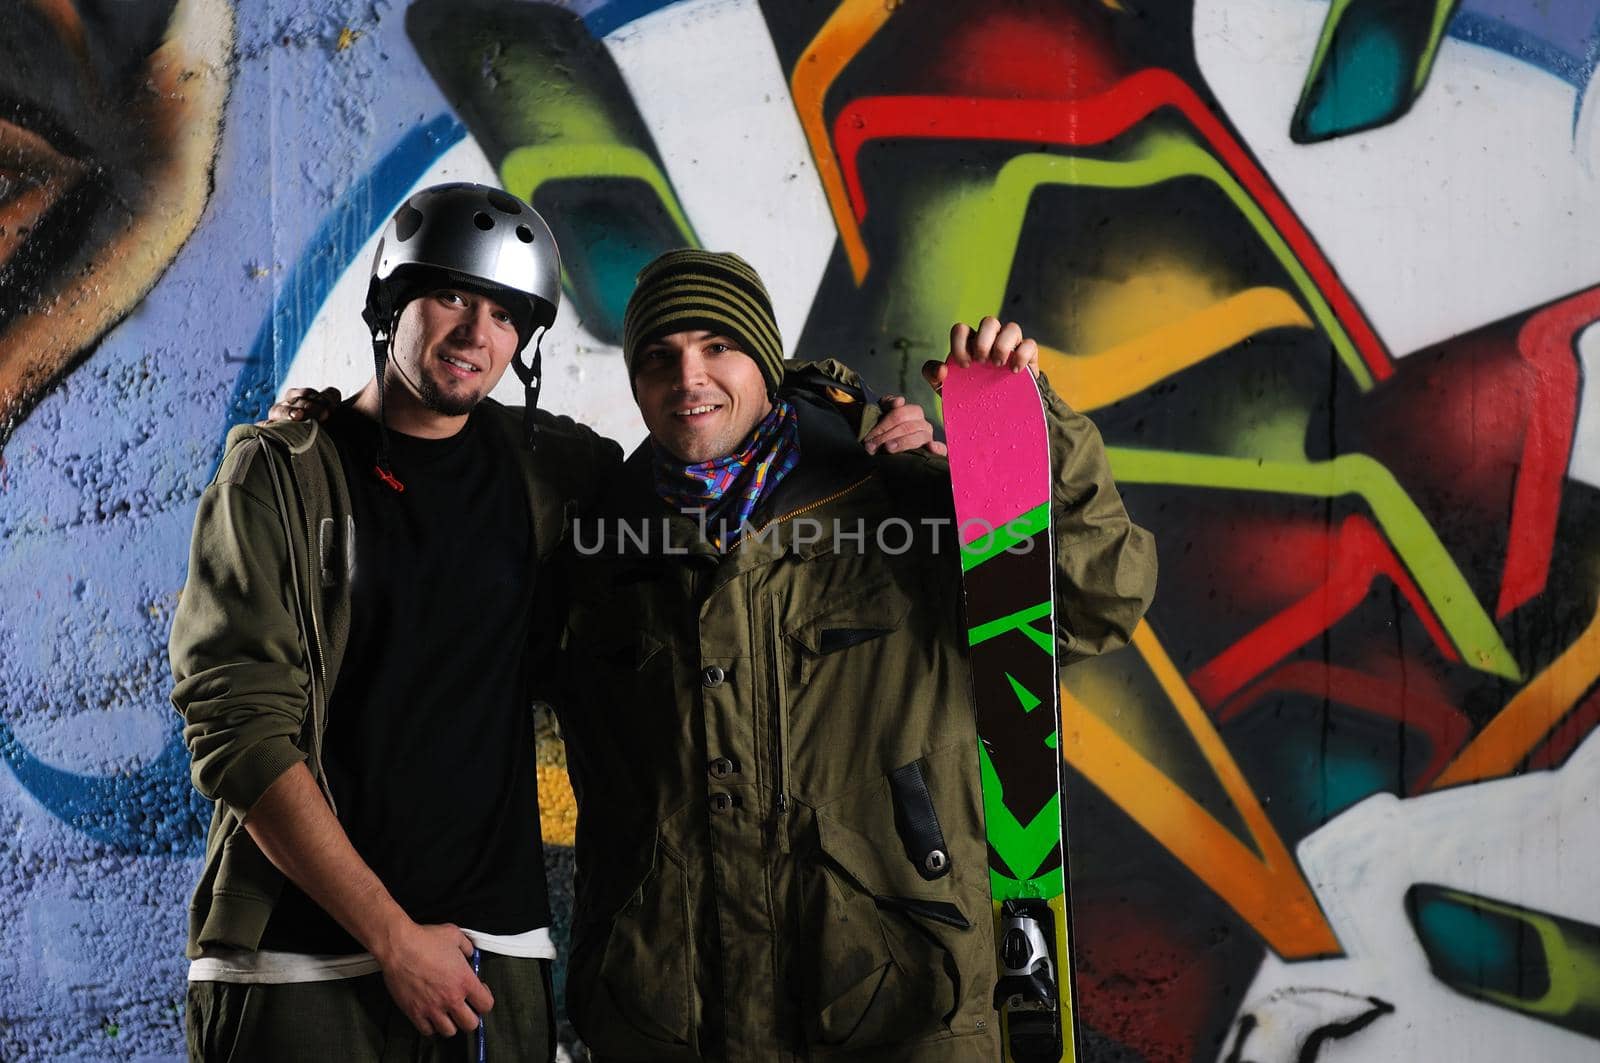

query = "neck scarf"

[{"left": 653, "top": 398, "right": 801, "bottom": 532}]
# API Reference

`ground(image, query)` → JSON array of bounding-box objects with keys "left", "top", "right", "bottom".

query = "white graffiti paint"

[
  {"left": 1221, "top": 730, "right": 1600, "bottom": 1062},
  {"left": 1195, "top": 0, "right": 1600, "bottom": 360}
]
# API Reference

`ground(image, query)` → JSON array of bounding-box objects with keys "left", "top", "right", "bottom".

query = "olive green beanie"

[{"left": 622, "top": 249, "right": 784, "bottom": 396}]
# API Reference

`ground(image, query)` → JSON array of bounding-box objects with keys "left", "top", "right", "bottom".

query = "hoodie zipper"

[{"left": 260, "top": 436, "right": 336, "bottom": 814}]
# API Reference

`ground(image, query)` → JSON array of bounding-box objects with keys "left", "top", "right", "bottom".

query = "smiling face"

[
  {"left": 634, "top": 330, "right": 774, "bottom": 464},
  {"left": 386, "top": 288, "right": 521, "bottom": 424}
]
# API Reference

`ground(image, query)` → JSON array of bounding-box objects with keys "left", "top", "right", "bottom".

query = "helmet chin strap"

[
  {"left": 511, "top": 324, "right": 548, "bottom": 451},
  {"left": 370, "top": 320, "right": 406, "bottom": 493}
]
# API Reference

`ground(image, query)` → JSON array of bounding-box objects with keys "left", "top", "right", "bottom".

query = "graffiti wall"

[{"left": 2, "top": 0, "right": 1597, "bottom": 1059}]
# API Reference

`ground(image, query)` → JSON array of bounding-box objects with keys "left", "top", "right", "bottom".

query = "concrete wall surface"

[{"left": 2, "top": 1, "right": 1598, "bottom": 1059}]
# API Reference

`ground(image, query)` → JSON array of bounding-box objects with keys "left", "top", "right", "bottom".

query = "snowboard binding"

[{"left": 994, "top": 898, "right": 1064, "bottom": 1062}]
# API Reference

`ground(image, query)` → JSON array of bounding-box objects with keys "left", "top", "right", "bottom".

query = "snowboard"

[{"left": 942, "top": 362, "right": 1080, "bottom": 1063}]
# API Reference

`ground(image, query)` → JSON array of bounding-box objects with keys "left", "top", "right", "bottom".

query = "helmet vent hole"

[
  {"left": 473, "top": 211, "right": 495, "bottom": 231},
  {"left": 486, "top": 188, "right": 524, "bottom": 214},
  {"left": 515, "top": 224, "right": 535, "bottom": 243},
  {"left": 393, "top": 205, "right": 424, "bottom": 242}
]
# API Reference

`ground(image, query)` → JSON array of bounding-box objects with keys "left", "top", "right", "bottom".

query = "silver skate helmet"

[{"left": 361, "top": 182, "right": 562, "bottom": 487}]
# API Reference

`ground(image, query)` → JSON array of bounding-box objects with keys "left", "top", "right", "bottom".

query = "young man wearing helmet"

[
  {"left": 169, "top": 186, "right": 934, "bottom": 1060},
  {"left": 170, "top": 183, "right": 611, "bottom": 1060}
]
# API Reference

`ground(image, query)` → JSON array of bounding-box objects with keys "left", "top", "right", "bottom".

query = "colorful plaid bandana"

[{"left": 653, "top": 398, "right": 801, "bottom": 532}]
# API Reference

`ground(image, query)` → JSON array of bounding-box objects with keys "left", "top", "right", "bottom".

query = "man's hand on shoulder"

[
  {"left": 922, "top": 316, "right": 1039, "bottom": 393},
  {"left": 864, "top": 394, "right": 946, "bottom": 457},
  {"left": 261, "top": 386, "right": 342, "bottom": 425},
  {"left": 372, "top": 919, "right": 494, "bottom": 1037}
]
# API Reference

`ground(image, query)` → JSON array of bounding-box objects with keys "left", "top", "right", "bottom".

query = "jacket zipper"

[
  {"left": 767, "top": 600, "right": 791, "bottom": 854},
  {"left": 260, "top": 437, "right": 336, "bottom": 814},
  {"left": 743, "top": 474, "right": 874, "bottom": 540},
  {"left": 299, "top": 489, "right": 333, "bottom": 813}
]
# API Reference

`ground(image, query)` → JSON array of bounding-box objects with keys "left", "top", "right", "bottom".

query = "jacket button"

[
  {"left": 709, "top": 757, "right": 738, "bottom": 779},
  {"left": 709, "top": 792, "right": 734, "bottom": 814},
  {"left": 702, "top": 665, "right": 725, "bottom": 688}
]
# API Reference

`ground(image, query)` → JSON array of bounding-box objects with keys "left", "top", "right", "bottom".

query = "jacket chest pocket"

[
  {"left": 562, "top": 583, "right": 687, "bottom": 769},
  {"left": 565, "top": 567, "right": 677, "bottom": 688},
  {"left": 784, "top": 574, "right": 914, "bottom": 689}
]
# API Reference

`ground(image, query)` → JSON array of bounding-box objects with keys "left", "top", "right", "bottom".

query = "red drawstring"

[{"left": 373, "top": 464, "right": 406, "bottom": 493}]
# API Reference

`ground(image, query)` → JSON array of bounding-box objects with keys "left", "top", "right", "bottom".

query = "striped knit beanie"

[{"left": 623, "top": 249, "right": 785, "bottom": 397}]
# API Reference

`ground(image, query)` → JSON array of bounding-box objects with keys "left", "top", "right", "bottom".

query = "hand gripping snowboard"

[{"left": 943, "top": 363, "right": 1080, "bottom": 1063}]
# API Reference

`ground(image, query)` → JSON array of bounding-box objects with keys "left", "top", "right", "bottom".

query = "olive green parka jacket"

[{"left": 553, "top": 374, "right": 1156, "bottom": 1063}]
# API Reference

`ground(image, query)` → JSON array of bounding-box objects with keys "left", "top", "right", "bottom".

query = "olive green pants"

[{"left": 186, "top": 953, "right": 554, "bottom": 1062}]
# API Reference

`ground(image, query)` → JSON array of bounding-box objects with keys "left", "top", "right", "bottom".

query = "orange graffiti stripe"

[
  {"left": 1429, "top": 596, "right": 1600, "bottom": 790},
  {"left": 1040, "top": 286, "right": 1312, "bottom": 411},
  {"left": 790, "top": 0, "right": 896, "bottom": 284},
  {"left": 1063, "top": 623, "right": 1341, "bottom": 959}
]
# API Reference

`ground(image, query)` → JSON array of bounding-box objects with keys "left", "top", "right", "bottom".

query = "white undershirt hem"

[{"left": 187, "top": 926, "right": 554, "bottom": 984}]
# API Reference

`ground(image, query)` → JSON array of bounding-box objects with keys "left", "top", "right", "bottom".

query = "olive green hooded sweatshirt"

[{"left": 169, "top": 400, "right": 616, "bottom": 958}]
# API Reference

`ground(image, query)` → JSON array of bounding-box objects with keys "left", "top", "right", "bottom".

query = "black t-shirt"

[{"left": 260, "top": 403, "right": 550, "bottom": 953}]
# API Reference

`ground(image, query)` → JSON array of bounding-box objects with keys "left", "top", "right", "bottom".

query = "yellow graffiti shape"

[{"left": 1042, "top": 286, "right": 1313, "bottom": 412}]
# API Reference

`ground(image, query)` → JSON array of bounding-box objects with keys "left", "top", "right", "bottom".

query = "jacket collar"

[{"left": 589, "top": 393, "right": 876, "bottom": 560}]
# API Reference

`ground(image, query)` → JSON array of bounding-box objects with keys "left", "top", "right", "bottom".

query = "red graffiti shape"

[
  {"left": 1219, "top": 660, "right": 1472, "bottom": 790},
  {"left": 1187, "top": 514, "right": 1459, "bottom": 708},
  {"left": 1496, "top": 286, "right": 1595, "bottom": 617}
]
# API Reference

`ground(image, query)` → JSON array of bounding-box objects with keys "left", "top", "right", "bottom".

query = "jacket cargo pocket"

[
  {"left": 800, "top": 808, "right": 979, "bottom": 1051},
  {"left": 567, "top": 833, "right": 698, "bottom": 1060}
]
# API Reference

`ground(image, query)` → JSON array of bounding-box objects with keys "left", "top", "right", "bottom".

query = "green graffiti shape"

[
  {"left": 921, "top": 131, "right": 1376, "bottom": 392},
  {"left": 1409, "top": 883, "right": 1600, "bottom": 1037},
  {"left": 1106, "top": 447, "right": 1521, "bottom": 682}
]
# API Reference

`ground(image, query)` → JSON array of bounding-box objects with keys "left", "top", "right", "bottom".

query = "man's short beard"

[{"left": 416, "top": 372, "right": 480, "bottom": 417}]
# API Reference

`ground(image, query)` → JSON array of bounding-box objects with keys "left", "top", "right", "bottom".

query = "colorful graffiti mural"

[{"left": 2, "top": 0, "right": 1598, "bottom": 1059}]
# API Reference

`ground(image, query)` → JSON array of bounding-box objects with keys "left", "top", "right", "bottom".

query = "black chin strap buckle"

[{"left": 514, "top": 329, "right": 546, "bottom": 450}]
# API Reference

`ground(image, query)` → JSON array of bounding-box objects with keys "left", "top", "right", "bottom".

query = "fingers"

[
  {"left": 448, "top": 998, "right": 480, "bottom": 1034},
  {"left": 388, "top": 925, "right": 493, "bottom": 1039},
  {"left": 863, "top": 396, "right": 914, "bottom": 452},
  {"left": 947, "top": 323, "right": 973, "bottom": 368},
  {"left": 922, "top": 359, "right": 948, "bottom": 390},
  {"left": 927, "top": 439, "right": 948, "bottom": 458},
  {"left": 1013, "top": 337, "right": 1039, "bottom": 374},
  {"left": 969, "top": 316, "right": 1003, "bottom": 362},
  {"left": 993, "top": 320, "right": 1023, "bottom": 367},
  {"left": 866, "top": 403, "right": 934, "bottom": 454},
  {"left": 861, "top": 394, "right": 903, "bottom": 447},
  {"left": 266, "top": 386, "right": 341, "bottom": 424},
  {"left": 942, "top": 318, "right": 1039, "bottom": 377},
  {"left": 467, "top": 978, "right": 495, "bottom": 1016}
]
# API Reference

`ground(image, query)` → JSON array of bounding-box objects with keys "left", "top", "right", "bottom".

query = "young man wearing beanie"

[
  {"left": 173, "top": 190, "right": 935, "bottom": 1061},
  {"left": 552, "top": 249, "right": 1157, "bottom": 1062}
]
